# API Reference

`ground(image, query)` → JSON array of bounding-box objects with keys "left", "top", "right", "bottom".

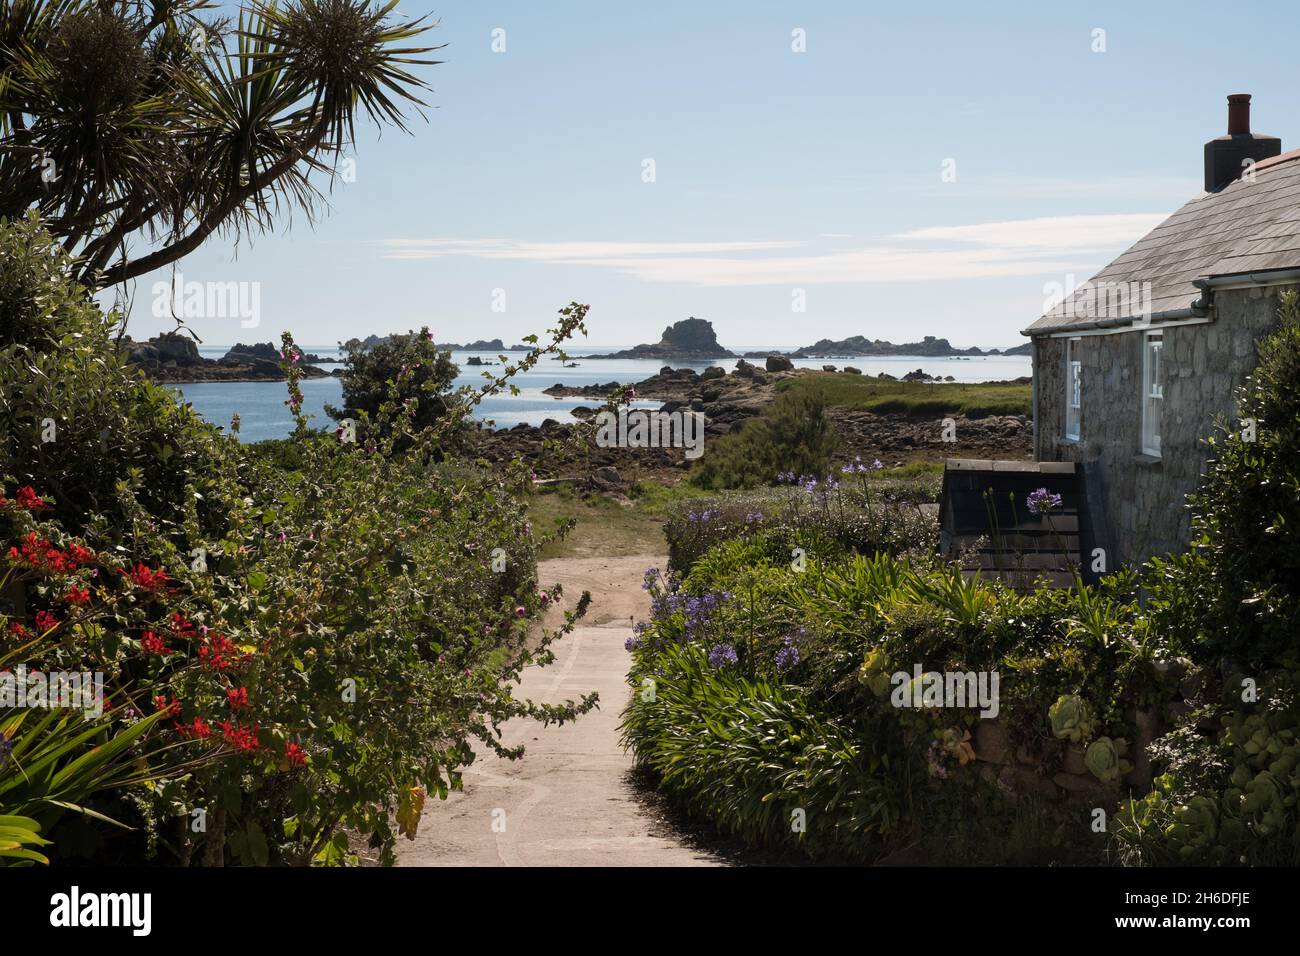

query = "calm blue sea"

[{"left": 168, "top": 346, "right": 1031, "bottom": 444}]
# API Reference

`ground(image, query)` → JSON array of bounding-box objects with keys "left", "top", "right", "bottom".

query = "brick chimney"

[{"left": 1204, "top": 94, "right": 1281, "bottom": 192}]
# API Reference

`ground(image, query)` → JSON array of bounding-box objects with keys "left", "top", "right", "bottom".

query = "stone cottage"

[{"left": 1023, "top": 94, "right": 1300, "bottom": 568}]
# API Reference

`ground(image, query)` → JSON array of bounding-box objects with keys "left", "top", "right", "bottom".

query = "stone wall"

[{"left": 1032, "top": 283, "right": 1291, "bottom": 567}]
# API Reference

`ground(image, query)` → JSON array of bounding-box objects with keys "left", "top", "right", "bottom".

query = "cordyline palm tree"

[{"left": 0, "top": 0, "right": 441, "bottom": 290}]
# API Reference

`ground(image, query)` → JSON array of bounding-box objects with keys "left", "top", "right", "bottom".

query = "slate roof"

[{"left": 1025, "top": 149, "right": 1300, "bottom": 335}]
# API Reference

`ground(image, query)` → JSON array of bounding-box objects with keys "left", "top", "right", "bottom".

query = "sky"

[{"left": 116, "top": 0, "right": 1300, "bottom": 350}]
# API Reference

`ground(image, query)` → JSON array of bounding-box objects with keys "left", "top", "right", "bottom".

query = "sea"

[{"left": 169, "top": 346, "right": 1032, "bottom": 444}]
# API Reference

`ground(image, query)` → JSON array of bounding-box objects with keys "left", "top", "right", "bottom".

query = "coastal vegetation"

[
  {"left": 621, "top": 295, "right": 1300, "bottom": 866},
  {"left": 0, "top": 213, "right": 597, "bottom": 865},
  {"left": 778, "top": 373, "right": 1033, "bottom": 419}
]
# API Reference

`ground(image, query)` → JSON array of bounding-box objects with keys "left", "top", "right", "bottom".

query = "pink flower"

[
  {"left": 538, "top": 591, "right": 549, "bottom": 604},
  {"left": 515, "top": 606, "right": 526, "bottom": 617}
]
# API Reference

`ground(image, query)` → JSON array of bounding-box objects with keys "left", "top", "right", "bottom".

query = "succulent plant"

[
  {"left": 858, "top": 647, "right": 892, "bottom": 698},
  {"left": 1048, "top": 694, "right": 1095, "bottom": 743},
  {"left": 1084, "top": 736, "right": 1128, "bottom": 784}
]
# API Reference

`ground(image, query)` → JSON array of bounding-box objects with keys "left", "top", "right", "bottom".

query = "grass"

[
  {"left": 777, "top": 372, "right": 1031, "bottom": 418},
  {"left": 527, "top": 480, "right": 713, "bottom": 559}
]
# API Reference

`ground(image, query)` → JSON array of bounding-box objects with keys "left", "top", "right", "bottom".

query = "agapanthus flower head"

[
  {"left": 707, "top": 643, "right": 739, "bottom": 668},
  {"left": 775, "top": 638, "right": 800, "bottom": 672},
  {"left": 1026, "top": 487, "right": 1063, "bottom": 515}
]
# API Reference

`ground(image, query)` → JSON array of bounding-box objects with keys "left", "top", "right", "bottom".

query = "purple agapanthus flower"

[
  {"left": 1026, "top": 487, "right": 1063, "bottom": 515},
  {"left": 708, "top": 643, "right": 739, "bottom": 668},
  {"left": 775, "top": 638, "right": 800, "bottom": 672},
  {"left": 642, "top": 567, "right": 660, "bottom": 590}
]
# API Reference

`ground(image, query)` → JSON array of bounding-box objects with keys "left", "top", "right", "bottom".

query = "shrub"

[
  {"left": 326, "top": 329, "right": 462, "bottom": 444},
  {"left": 0, "top": 214, "right": 237, "bottom": 539},
  {"left": 621, "top": 641, "right": 906, "bottom": 860},
  {"left": 624, "top": 535, "right": 1170, "bottom": 863},
  {"left": 664, "top": 470, "right": 938, "bottom": 575},
  {"left": 689, "top": 387, "right": 838, "bottom": 490},
  {"left": 1, "top": 218, "right": 598, "bottom": 865}
]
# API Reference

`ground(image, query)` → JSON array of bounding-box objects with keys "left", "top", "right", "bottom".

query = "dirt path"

[{"left": 395, "top": 554, "right": 723, "bottom": 867}]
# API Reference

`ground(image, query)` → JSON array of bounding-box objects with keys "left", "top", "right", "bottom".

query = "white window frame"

[
  {"left": 1064, "top": 337, "right": 1081, "bottom": 441},
  {"left": 1141, "top": 332, "right": 1163, "bottom": 457}
]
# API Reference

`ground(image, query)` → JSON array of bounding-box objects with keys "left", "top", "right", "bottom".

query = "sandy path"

[{"left": 395, "top": 554, "right": 723, "bottom": 867}]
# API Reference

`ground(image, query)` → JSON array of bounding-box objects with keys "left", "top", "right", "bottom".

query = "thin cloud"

[{"left": 373, "top": 212, "right": 1168, "bottom": 286}]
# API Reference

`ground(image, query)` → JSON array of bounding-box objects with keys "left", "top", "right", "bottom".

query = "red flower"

[
  {"left": 177, "top": 716, "right": 212, "bottom": 739},
  {"left": 140, "top": 630, "right": 171, "bottom": 656},
  {"left": 154, "top": 695, "right": 181, "bottom": 718},
  {"left": 65, "top": 543, "right": 95, "bottom": 568},
  {"left": 7, "top": 532, "right": 71, "bottom": 572},
  {"left": 122, "top": 562, "right": 170, "bottom": 594},
  {"left": 198, "top": 632, "right": 238, "bottom": 671},
  {"left": 7, "top": 620, "right": 30, "bottom": 639},
  {"left": 62, "top": 584, "right": 91, "bottom": 605},
  {"left": 34, "top": 610, "right": 58, "bottom": 634},
  {"left": 285, "top": 742, "right": 307, "bottom": 767},
  {"left": 220, "top": 721, "right": 260, "bottom": 752},
  {"left": 226, "top": 687, "right": 249, "bottom": 710},
  {"left": 14, "top": 486, "right": 47, "bottom": 510},
  {"left": 169, "top": 612, "right": 196, "bottom": 640}
]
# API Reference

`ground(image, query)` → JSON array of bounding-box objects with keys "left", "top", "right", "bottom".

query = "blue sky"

[{"left": 119, "top": 0, "right": 1300, "bottom": 349}]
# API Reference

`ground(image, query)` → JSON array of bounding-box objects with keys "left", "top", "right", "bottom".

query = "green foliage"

[
  {"left": 620, "top": 641, "right": 905, "bottom": 860},
  {"left": 0, "top": 0, "right": 442, "bottom": 287},
  {"left": 776, "top": 372, "right": 1032, "bottom": 418},
  {"left": 1112, "top": 666, "right": 1300, "bottom": 865},
  {"left": 0, "top": 814, "right": 50, "bottom": 866},
  {"left": 689, "top": 387, "right": 838, "bottom": 490},
  {"left": 625, "top": 526, "right": 1170, "bottom": 862},
  {"left": 326, "top": 328, "right": 462, "bottom": 442},
  {"left": 1048, "top": 694, "right": 1095, "bottom": 743},
  {"left": 0, "top": 214, "right": 237, "bottom": 538},
  {"left": 0, "top": 218, "right": 598, "bottom": 865},
  {"left": 664, "top": 475, "right": 938, "bottom": 575}
]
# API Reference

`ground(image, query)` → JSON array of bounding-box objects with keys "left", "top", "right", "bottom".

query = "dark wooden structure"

[{"left": 939, "top": 459, "right": 1100, "bottom": 589}]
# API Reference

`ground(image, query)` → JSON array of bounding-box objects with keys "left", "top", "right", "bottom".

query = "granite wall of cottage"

[{"left": 1033, "top": 283, "right": 1291, "bottom": 568}]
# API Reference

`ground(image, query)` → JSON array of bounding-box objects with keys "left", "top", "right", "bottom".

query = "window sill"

[{"left": 1134, "top": 453, "right": 1162, "bottom": 467}]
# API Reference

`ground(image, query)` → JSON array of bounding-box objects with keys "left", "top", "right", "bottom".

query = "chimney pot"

[
  {"left": 1227, "top": 93, "right": 1252, "bottom": 135},
  {"left": 1204, "top": 93, "right": 1280, "bottom": 192}
]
